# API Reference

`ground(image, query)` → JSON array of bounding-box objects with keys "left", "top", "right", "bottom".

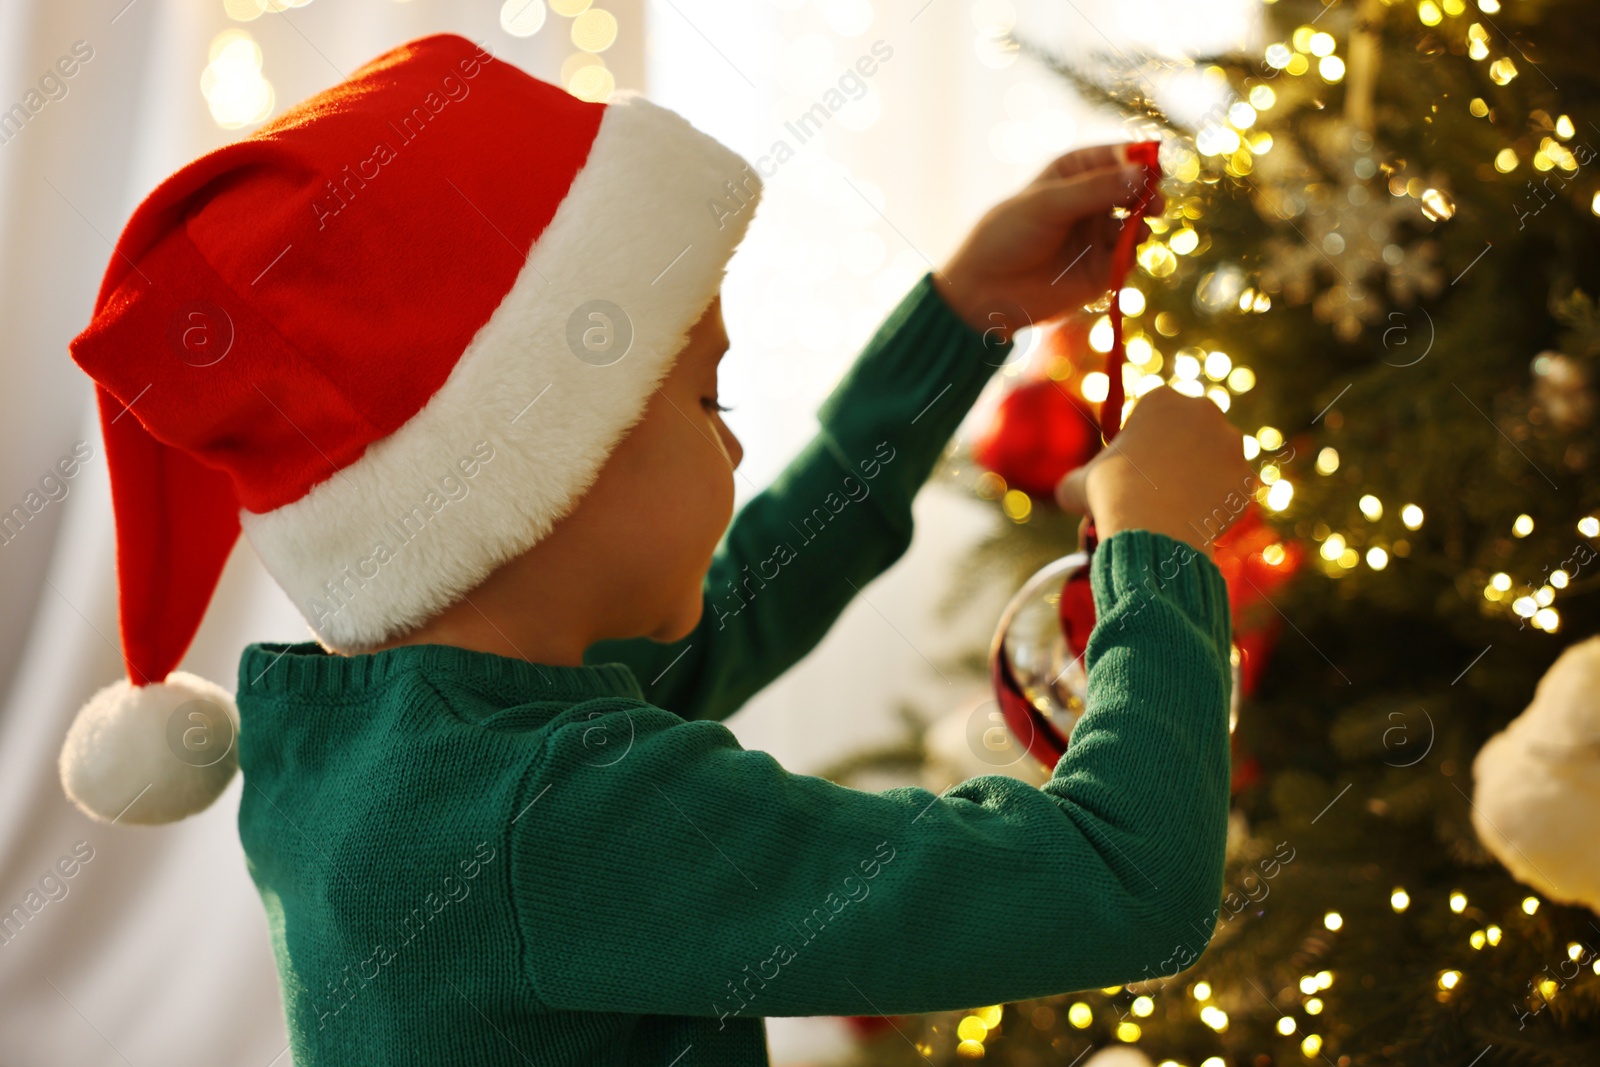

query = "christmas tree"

[{"left": 834, "top": 0, "right": 1600, "bottom": 1063}]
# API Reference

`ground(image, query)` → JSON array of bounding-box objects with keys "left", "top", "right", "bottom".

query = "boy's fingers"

[
  {"left": 1028, "top": 167, "right": 1154, "bottom": 229},
  {"left": 1092, "top": 209, "right": 1152, "bottom": 254},
  {"left": 1031, "top": 144, "right": 1125, "bottom": 186},
  {"left": 1056, "top": 205, "right": 1158, "bottom": 287}
]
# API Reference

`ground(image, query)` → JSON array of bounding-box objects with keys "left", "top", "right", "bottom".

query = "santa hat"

[{"left": 59, "top": 34, "right": 761, "bottom": 825}]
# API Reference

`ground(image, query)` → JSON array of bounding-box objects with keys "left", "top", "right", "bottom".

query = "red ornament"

[
  {"left": 991, "top": 140, "right": 1300, "bottom": 772},
  {"left": 1057, "top": 564, "right": 1096, "bottom": 661},
  {"left": 843, "top": 1015, "right": 901, "bottom": 1038},
  {"left": 973, "top": 379, "right": 1101, "bottom": 497},
  {"left": 993, "top": 548, "right": 1249, "bottom": 771},
  {"left": 1211, "top": 505, "right": 1304, "bottom": 617},
  {"left": 991, "top": 552, "right": 1095, "bottom": 770}
]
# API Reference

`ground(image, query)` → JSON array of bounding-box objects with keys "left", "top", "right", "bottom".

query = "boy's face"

[
  {"left": 573, "top": 293, "right": 743, "bottom": 644},
  {"left": 372, "top": 294, "right": 741, "bottom": 662}
]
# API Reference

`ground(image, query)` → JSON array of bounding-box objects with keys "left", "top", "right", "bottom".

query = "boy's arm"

[
  {"left": 582, "top": 273, "right": 1011, "bottom": 721},
  {"left": 515, "top": 530, "right": 1233, "bottom": 1018}
]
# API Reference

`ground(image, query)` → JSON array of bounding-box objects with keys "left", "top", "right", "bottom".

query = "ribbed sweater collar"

[{"left": 238, "top": 641, "right": 645, "bottom": 705}]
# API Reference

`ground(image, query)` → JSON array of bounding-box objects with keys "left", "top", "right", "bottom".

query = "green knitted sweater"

[{"left": 237, "top": 273, "right": 1234, "bottom": 1067}]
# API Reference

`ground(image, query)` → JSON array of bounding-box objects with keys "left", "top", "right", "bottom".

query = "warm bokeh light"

[
  {"left": 500, "top": 0, "right": 548, "bottom": 36},
  {"left": 1001, "top": 489, "right": 1032, "bottom": 522},
  {"left": 572, "top": 7, "right": 619, "bottom": 52},
  {"left": 202, "top": 30, "right": 274, "bottom": 129},
  {"left": 566, "top": 62, "right": 616, "bottom": 101},
  {"left": 1088, "top": 316, "right": 1114, "bottom": 353}
]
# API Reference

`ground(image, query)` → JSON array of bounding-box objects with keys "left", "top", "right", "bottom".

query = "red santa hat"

[{"left": 59, "top": 34, "right": 761, "bottom": 824}]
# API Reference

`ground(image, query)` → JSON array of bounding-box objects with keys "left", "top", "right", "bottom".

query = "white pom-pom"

[
  {"left": 1472, "top": 636, "right": 1600, "bottom": 913},
  {"left": 59, "top": 671, "right": 240, "bottom": 825}
]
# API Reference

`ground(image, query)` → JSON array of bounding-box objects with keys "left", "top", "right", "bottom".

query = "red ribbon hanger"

[
  {"left": 1100, "top": 140, "right": 1163, "bottom": 445},
  {"left": 1082, "top": 140, "right": 1161, "bottom": 554},
  {"left": 991, "top": 140, "right": 1164, "bottom": 769}
]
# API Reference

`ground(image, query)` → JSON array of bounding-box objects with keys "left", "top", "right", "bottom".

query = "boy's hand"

[
  {"left": 933, "top": 144, "right": 1162, "bottom": 346},
  {"left": 1054, "top": 387, "right": 1253, "bottom": 558}
]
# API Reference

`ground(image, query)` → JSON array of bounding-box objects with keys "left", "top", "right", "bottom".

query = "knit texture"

[{"left": 236, "top": 273, "right": 1235, "bottom": 1067}]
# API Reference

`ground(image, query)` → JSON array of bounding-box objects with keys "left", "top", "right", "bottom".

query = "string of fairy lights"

[
  {"left": 933, "top": 884, "right": 1582, "bottom": 1063},
  {"left": 201, "top": 0, "right": 620, "bottom": 130}
]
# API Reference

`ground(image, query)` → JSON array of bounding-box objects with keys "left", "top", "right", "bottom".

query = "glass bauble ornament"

[{"left": 990, "top": 551, "right": 1242, "bottom": 769}]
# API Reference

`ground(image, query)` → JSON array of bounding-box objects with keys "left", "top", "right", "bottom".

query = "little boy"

[{"left": 60, "top": 34, "right": 1249, "bottom": 1067}]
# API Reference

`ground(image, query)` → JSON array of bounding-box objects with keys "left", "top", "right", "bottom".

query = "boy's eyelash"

[{"left": 709, "top": 400, "right": 733, "bottom": 413}]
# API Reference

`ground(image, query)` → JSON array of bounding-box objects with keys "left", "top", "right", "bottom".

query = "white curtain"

[{"left": 0, "top": 1, "right": 1249, "bottom": 1064}]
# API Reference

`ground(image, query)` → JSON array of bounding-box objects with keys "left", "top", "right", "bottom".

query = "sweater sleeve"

[
  {"left": 581, "top": 273, "right": 1010, "bottom": 722},
  {"left": 513, "top": 530, "right": 1233, "bottom": 1019}
]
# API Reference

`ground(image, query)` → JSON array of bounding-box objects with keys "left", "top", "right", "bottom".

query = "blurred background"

[{"left": 12, "top": 0, "right": 1600, "bottom": 1064}]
